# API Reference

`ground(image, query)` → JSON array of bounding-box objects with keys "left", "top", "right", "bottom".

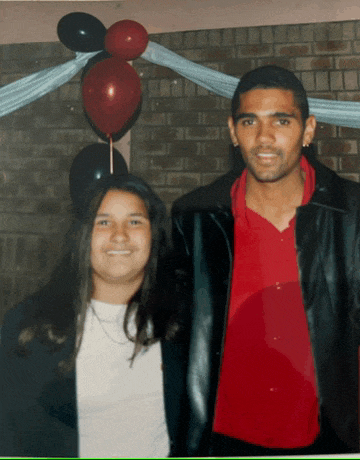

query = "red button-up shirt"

[{"left": 213, "top": 156, "right": 320, "bottom": 448}]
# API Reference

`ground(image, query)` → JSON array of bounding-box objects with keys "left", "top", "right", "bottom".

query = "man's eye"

[
  {"left": 241, "top": 119, "right": 254, "bottom": 126},
  {"left": 278, "top": 119, "right": 290, "bottom": 126}
]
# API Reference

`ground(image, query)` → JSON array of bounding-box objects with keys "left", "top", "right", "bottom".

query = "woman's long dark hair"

[{"left": 17, "top": 174, "right": 179, "bottom": 369}]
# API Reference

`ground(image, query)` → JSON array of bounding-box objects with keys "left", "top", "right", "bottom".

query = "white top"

[{"left": 76, "top": 299, "right": 169, "bottom": 458}]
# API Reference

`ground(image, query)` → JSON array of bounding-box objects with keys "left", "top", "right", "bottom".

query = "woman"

[{"left": 0, "top": 174, "right": 188, "bottom": 458}]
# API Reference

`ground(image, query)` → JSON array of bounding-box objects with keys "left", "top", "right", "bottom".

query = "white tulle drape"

[{"left": 1, "top": 41, "right": 360, "bottom": 128}]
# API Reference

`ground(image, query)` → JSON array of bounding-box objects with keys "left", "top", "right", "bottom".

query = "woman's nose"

[{"left": 111, "top": 222, "right": 128, "bottom": 241}]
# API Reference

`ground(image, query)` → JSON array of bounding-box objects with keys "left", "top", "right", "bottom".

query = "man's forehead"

[{"left": 236, "top": 88, "right": 301, "bottom": 117}]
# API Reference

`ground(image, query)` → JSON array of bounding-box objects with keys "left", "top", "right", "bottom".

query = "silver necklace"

[{"left": 90, "top": 304, "right": 128, "bottom": 345}]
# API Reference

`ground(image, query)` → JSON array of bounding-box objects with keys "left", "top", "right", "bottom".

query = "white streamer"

[{"left": 0, "top": 41, "right": 360, "bottom": 128}]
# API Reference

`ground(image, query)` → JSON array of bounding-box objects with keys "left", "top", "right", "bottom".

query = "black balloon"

[
  {"left": 57, "top": 12, "right": 106, "bottom": 52},
  {"left": 69, "top": 143, "right": 128, "bottom": 212}
]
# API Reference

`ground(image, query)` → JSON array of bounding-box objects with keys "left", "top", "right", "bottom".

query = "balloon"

[
  {"left": 84, "top": 98, "right": 142, "bottom": 143},
  {"left": 81, "top": 51, "right": 142, "bottom": 141},
  {"left": 81, "top": 50, "right": 112, "bottom": 84},
  {"left": 82, "top": 57, "right": 142, "bottom": 136},
  {"left": 69, "top": 143, "right": 128, "bottom": 212},
  {"left": 57, "top": 12, "right": 106, "bottom": 52},
  {"left": 105, "top": 20, "right": 148, "bottom": 61}
]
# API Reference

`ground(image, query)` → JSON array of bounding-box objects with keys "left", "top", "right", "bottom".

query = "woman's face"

[{"left": 90, "top": 189, "right": 152, "bottom": 292}]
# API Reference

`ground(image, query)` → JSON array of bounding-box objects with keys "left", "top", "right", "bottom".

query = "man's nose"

[{"left": 257, "top": 121, "right": 275, "bottom": 143}]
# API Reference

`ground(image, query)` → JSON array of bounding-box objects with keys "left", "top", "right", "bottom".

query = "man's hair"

[
  {"left": 231, "top": 65, "right": 309, "bottom": 124},
  {"left": 17, "top": 174, "right": 178, "bottom": 369}
]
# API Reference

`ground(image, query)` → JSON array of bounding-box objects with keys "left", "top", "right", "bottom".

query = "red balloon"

[
  {"left": 82, "top": 57, "right": 142, "bottom": 136},
  {"left": 105, "top": 20, "right": 149, "bottom": 61}
]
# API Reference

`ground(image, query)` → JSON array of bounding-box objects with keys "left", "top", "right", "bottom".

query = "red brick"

[
  {"left": 339, "top": 126, "right": 360, "bottom": 138},
  {"left": 319, "top": 140, "right": 356, "bottom": 155},
  {"left": 36, "top": 201, "right": 62, "bottom": 215},
  {"left": 151, "top": 98, "right": 185, "bottom": 112},
  {"left": 201, "top": 141, "right": 229, "bottom": 156},
  {"left": 155, "top": 188, "right": 184, "bottom": 205},
  {"left": 202, "top": 112, "right": 228, "bottom": 126},
  {"left": 315, "top": 41, "right": 349, "bottom": 53},
  {"left": 187, "top": 96, "right": 221, "bottom": 111},
  {"left": 222, "top": 59, "right": 252, "bottom": 77},
  {"left": 132, "top": 141, "right": 167, "bottom": 156},
  {"left": 151, "top": 127, "right": 184, "bottom": 142},
  {"left": 307, "top": 92, "right": 336, "bottom": 100},
  {"left": 278, "top": 45, "right": 310, "bottom": 57},
  {"left": 167, "top": 172, "right": 201, "bottom": 188},
  {"left": 257, "top": 58, "right": 294, "bottom": 70},
  {"left": 140, "top": 170, "right": 166, "bottom": 186},
  {"left": 239, "top": 45, "right": 272, "bottom": 57},
  {"left": 340, "top": 156, "right": 360, "bottom": 172},
  {"left": 168, "top": 141, "right": 200, "bottom": 157},
  {"left": 314, "top": 123, "right": 337, "bottom": 139},
  {"left": 311, "top": 58, "right": 333, "bottom": 69},
  {"left": 184, "top": 157, "right": 220, "bottom": 172},
  {"left": 337, "top": 173, "right": 359, "bottom": 182},
  {"left": 202, "top": 48, "right": 234, "bottom": 61},
  {"left": 337, "top": 92, "right": 360, "bottom": 102},
  {"left": 138, "top": 112, "right": 166, "bottom": 125},
  {"left": 201, "top": 173, "right": 225, "bottom": 186},
  {"left": 316, "top": 156, "right": 338, "bottom": 171},
  {"left": 168, "top": 112, "right": 200, "bottom": 126},
  {"left": 150, "top": 156, "right": 184, "bottom": 171},
  {"left": 185, "top": 127, "right": 220, "bottom": 140},
  {"left": 339, "top": 57, "right": 360, "bottom": 69}
]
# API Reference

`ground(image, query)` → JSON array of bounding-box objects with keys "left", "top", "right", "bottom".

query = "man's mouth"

[
  {"left": 255, "top": 152, "right": 279, "bottom": 163},
  {"left": 256, "top": 153, "right": 277, "bottom": 158}
]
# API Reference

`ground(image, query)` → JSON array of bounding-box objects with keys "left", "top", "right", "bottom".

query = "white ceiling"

[{"left": 1, "top": 0, "right": 359, "bottom": 45}]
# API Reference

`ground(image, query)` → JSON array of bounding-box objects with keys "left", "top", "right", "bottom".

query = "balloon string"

[{"left": 109, "top": 135, "right": 114, "bottom": 175}]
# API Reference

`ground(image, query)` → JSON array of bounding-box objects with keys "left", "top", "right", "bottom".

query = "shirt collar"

[{"left": 231, "top": 155, "right": 316, "bottom": 219}]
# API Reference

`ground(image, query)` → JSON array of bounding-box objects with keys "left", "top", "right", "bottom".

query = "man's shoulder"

[
  {"left": 322, "top": 162, "right": 360, "bottom": 204},
  {"left": 172, "top": 170, "right": 239, "bottom": 214}
]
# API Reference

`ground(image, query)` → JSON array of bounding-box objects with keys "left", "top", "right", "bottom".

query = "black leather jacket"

[{"left": 171, "top": 152, "right": 360, "bottom": 456}]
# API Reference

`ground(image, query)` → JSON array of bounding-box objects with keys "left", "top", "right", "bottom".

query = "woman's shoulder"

[{"left": 1, "top": 294, "right": 48, "bottom": 348}]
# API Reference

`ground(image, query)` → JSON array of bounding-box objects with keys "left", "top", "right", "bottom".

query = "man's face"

[{"left": 228, "top": 88, "right": 316, "bottom": 183}]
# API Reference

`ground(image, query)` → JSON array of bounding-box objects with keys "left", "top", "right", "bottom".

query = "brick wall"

[
  {"left": 2, "top": 20, "right": 360, "bottom": 321},
  {"left": 0, "top": 42, "right": 98, "bottom": 321},
  {"left": 131, "top": 20, "right": 360, "bottom": 207}
]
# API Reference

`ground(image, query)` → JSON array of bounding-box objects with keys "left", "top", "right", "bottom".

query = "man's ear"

[
  {"left": 228, "top": 116, "right": 239, "bottom": 146},
  {"left": 303, "top": 115, "right": 317, "bottom": 146}
]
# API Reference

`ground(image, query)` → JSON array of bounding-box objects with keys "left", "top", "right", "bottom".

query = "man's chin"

[{"left": 248, "top": 168, "right": 284, "bottom": 183}]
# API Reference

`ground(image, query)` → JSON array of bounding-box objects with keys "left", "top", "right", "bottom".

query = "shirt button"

[{"left": 275, "top": 282, "right": 281, "bottom": 290}]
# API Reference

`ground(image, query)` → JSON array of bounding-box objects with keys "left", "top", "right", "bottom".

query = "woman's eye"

[
  {"left": 96, "top": 219, "right": 110, "bottom": 227},
  {"left": 129, "top": 219, "right": 142, "bottom": 226}
]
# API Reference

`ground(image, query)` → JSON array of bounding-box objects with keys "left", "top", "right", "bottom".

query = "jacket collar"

[{"left": 305, "top": 152, "right": 347, "bottom": 213}]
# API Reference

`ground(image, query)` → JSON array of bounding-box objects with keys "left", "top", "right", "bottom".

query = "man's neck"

[{"left": 245, "top": 169, "right": 305, "bottom": 232}]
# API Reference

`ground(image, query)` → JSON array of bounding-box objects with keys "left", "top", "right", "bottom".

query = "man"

[{"left": 171, "top": 65, "right": 360, "bottom": 456}]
